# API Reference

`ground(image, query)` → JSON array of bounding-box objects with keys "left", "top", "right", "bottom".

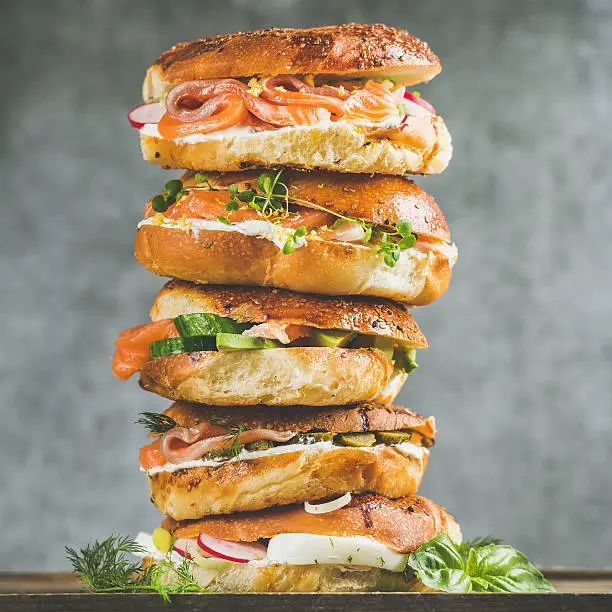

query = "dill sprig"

[
  {"left": 135, "top": 412, "right": 177, "bottom": 435},
  {"left": 66, "top": 534, "right": 210, "bottom": 601}
]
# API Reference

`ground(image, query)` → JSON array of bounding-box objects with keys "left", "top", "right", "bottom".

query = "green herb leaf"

[
  {"left": 151, "top": 195, "right": 168, "bottom": 213},
  {"left": 217, "top": 215, "right": 231, "bottom": 225},
  {"left": 294, "top": 226, "right": 307, "bottom": 238},
  {"left": 228, "top": 183, "right": 239, "bottom": 195},
  {"left": 165, "top": 179, "right": 183, "bottom": 197},
  {"left": 396, "top": 219, "right": 414, "bottom": 237},
  {"left": 66, "top": 534, "right": 211, "bottom": 600},
  {"left": 195, "top": 173, "right": 209, "bottom": 184},
  {"left": 226, "top": 198, "right": 240, "bottom": 212},
  {"left": 135, "top": 412, "right": 177, "bottom": 435},
  {"left": 407, "top": 533, "right": 554, "bottom": 594}
]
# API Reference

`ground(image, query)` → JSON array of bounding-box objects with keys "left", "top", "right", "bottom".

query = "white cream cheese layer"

[
  {"left": 144, "top": 440, "right": 428, "bottom": 475},
  {"left": 138, "top": 216, "right": 304, "bottom": 250}
]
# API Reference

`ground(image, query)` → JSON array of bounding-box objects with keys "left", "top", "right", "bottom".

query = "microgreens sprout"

[{"left": 283, "top": 226, "right": 307, "bottom": 255}]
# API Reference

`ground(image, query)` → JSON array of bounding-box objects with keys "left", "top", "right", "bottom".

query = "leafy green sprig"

[
  {"left": 135, "top": 412, "right": 177, "bottom": 435},
  {"left": 65, "top": 534, "right": 209, "bottom": 601},
  {"left": 406, "top": 533, "right": 554, "bottom": 593},
  {"left": 283, "top": 226, "right": 307, "bottom": 254},
  {"left": 218, "top": 169, "right": 291, "bottom": 224}
]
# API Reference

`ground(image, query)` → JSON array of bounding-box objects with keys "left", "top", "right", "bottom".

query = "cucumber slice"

[
  {"left": 393, "top": 347, "right": 418, "bottom": 374},
  {"left": 216, "top": 333, "right": 282, "bottom": 351},
  {"left": 244, "top": 440, "right": 276, "bottom": 452},
  {"left": 311, "top": 328, "right": 356, "bottom": 348},
  {"left": 149, "top": 335, "right": 216, "bottom": 359},
  {"left": 335, "top": 433, "right": 377, "bottom": 447},
  {"left": 349, "top": 335, "right": 395, "bottom": 359},
  {"left": 203, "top": 446, "right": 243, "bottom": 461},
  {"left": 289, "top": 431, "right": 335, "bottom": 444},
  {"left": 376, "top": 430, "right": 415, "bottom": 445},
  {"left": 173, "top": 313, "right": 251, "bottom": 337}
]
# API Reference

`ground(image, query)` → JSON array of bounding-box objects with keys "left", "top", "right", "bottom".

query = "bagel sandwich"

[
  {"left": 135, "top": 169, "right": 457, "bottom": 305},
  {"left": 136, "top": 494, "right": 460, "bottom": 592},
  {"left": 139, "top": 401, "right": 436, "bottom": 519},
  {"left": 113, "top": 281, "right": 427, "bottom": 406},
  {"left": 131, "top": 24, "right": 452, "bottom": 175}
]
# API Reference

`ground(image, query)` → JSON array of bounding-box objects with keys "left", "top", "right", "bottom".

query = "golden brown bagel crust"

[
  {"left": 149, "top": 445, "right": 428, "bottom": 519},
  {"left": 140, "top": 117, "right": 451, "bottom": 175},
  {"left": 143, "top": 24, "right": 441, "bottom": 100},
  {"left": 139, "top": 347, "right": 397, "bottom": 406},
  {"left": 165, "top": 401, "right": 436, "bottom": 440},
  {"left": 135, "top": 224, "right": 452, "bottom": 306},
  {"left": 151, "top": 280, "right": 427, "bottom": 347},
  {"left": 164, "top": 494, "right": 460, "bottom": 553}
]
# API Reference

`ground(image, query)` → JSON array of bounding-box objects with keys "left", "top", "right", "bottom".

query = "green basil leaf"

[
  {"left": 407, "top": 534, "right": 472, "bottom": 593},
  {"left": 407, "top": 533, "right": 555, "bottom": 594},
  {"left": 472, "top": 544, "right": 555, "bottom": 593}
]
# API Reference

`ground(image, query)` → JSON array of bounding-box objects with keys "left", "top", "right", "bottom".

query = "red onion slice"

[
  {"left": 127, "top": 102, "right": 165, "bottom": 128},
  {"left": 197, "top": 534, "right": 267, "bottom": 563},
  {"left": 304, "top": 492, "right": 352, "bottom": 514}
]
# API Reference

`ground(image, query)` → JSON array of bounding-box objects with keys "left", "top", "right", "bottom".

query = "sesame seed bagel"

[
  {"left": 139, "top": 347, "right": 401, "bottom": 406},
  {"left": 143, "top": 24, "right": 442, "bottom": 101},
  {"left": 136, "top": 170, "right": 455, "bottom": 305},
  {"left": 147, "top": 402, "right": 435, "bottom": 519},
  {"left": 150, "top": 280, "right": 428, "bottom": 348},
  {"left": 163, "top": 494, "right": 461, "bottom": 553}
]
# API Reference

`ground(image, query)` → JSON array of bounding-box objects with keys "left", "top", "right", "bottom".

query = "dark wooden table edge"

[{"left": 1, "top": 592, "right": 611, "bottom": 612}]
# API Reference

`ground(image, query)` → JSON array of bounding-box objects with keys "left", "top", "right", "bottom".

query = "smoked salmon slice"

[
  {"left": 112, "top": 319, "right": 178, "bottom": 380},
  {"left": 144, "top": 188, "right": 336, "bottom": 230},
  {"left": 139, "top": 439, "right": 165, "bottom": 470}
]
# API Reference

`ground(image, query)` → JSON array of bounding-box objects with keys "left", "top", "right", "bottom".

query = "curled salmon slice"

[
  {"left": 158, "top": 94, "right": 249, "bottom": 139},
  {"left": 343, "top": 80, "right": 400, "bottom": 123},
  {"left": 260, "top": 75, "right": 346, "bottom": 117},
  {"left": 112, "top": 319, "right": 178, "bottom": 380}
]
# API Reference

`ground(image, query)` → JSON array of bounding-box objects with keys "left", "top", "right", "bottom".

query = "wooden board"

[{"left": 0, "top": 571, "right": 610, "bottom": 611}]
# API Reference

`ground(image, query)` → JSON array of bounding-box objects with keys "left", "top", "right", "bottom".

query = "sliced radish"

[
  {"left": 172, "top": 537, "right": 193, "bottom": 559},
  {"left": 403, "top": 91, "right": 436, "bottom": 115},
  {"left": 197, "top": 533, "right": 267, "bottom": 563},
  {"left": 128, "top": 102, "right": 165, "bottom": 128},
  {"left": 304, "top": 492, "right": 352, "bottom": 514}
]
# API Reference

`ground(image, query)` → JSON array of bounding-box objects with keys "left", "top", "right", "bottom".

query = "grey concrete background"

[{"left": 1, "top": 0, "right": 611, "bottom": 571}]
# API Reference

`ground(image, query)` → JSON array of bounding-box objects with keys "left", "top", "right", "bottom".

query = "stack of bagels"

[{"left": 115, "top": 24, "right": 460, "bottom": 593}]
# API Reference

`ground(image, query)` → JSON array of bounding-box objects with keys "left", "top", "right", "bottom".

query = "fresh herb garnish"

[
  {"left": 377, "top": 220, "right": 417, "bottom": 268},
  {"left": 283, "top": 226, "right": 307, "bottom": 254},
  {"left": 135, "top": 412, "right": 177, "bottom": 435},
  {"left": 65, "top": 534, "right": 208, "bottom": 600},
  {"left": 406, "top": 533, "right": 554, "bottom": 593}
]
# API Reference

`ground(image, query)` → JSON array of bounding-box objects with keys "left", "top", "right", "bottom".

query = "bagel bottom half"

[
  {"left": 148, "top": 444, "right": 428, "bottom": 520},
  {"left": 135, "top": 222, "right": 452, "bottom": 306},
  {"left": 140, "top": 117, "right": 452, "bottom": 176},
  {"left": 161, "top": 560, "right": 428, "bottom": 593},
  {"left": 139, "top": 347, "right": 402, "bottom": 406}
]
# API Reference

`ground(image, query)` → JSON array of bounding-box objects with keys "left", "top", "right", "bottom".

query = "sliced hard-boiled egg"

[{"left": 265, "top": 534, "right": 407, "bottom": 572}]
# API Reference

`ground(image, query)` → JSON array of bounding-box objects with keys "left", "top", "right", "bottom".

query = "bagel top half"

[
  {"left": 144, "top": 24, "right": 441, "bottom": 98},
  {"left": 113, "top": 281, "right": 427, "bottom": 405},
  {"left": 135, "top": 170, "right": 457, "bottom": 305}
]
